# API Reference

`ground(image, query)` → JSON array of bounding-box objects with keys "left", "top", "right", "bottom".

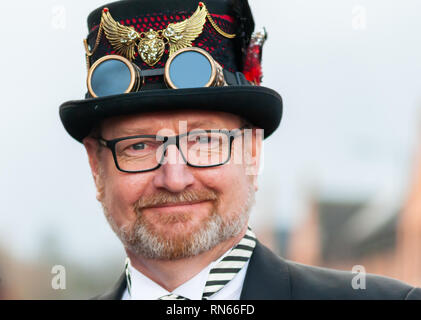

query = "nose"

[{"left": 152, "top": 144, "right": 194, "bottom": 193}]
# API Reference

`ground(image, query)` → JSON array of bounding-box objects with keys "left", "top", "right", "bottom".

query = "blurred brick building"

[{"left": 285, "top": 145, "right": 421, "bottom": 287}]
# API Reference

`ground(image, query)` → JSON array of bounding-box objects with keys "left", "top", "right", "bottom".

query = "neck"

[{"left": 125, "top": 225, "right": 247, "bottom": 292}]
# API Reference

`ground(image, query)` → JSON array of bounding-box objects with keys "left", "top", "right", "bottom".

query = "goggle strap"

[
  {"left": 223, "top": 70, "right": 252, "bottom": 86},
  {"left": 140, "top": 68, "right": 165, "bottom": 77}
]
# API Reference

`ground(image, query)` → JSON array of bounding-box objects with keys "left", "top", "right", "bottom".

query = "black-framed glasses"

[{"left": 97, "top": 128, "right": 245, "bottom": 173}]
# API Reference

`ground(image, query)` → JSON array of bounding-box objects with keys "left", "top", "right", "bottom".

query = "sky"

[{"left": 1, "top": 0, "right": 421, "bottom": 267}]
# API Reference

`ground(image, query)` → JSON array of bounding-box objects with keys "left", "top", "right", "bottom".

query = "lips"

[{"left": 144, "top": 200, "right": 210, "bottom": 209}]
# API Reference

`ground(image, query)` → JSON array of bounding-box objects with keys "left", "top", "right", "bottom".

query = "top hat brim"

[{"left": 59, "top": 85, "right": 282, "bottom": 142}]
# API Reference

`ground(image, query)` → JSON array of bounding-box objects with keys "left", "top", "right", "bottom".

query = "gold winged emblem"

[
  {"left": 102, "top": 4, "right": 206, "bottom": 66},
  {"left": 84, "top": 2, "right": 236, "bottom": 67}
]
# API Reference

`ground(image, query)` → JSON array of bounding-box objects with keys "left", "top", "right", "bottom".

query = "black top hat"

[{"left": 59, "top": 0, "right": 283, "bottom": 142}]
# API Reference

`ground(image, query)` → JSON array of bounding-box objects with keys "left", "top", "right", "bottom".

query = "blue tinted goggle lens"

[
  {"left": 167, "top": 50, "right": 214, "bottom": 89},
  {"left": 88, "top": 55, "right": 141, "bottom": 98}
]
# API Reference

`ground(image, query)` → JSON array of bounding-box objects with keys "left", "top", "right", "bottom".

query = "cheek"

[
  {"left": 198, "top": 163, "right": 249, "bottom": 209},
  {"left": 102, "top": 161, "right": 152, "bottom": 225}
]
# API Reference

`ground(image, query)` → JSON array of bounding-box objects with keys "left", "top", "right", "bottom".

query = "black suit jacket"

[{"left": 94, "top": 241, "right": 421, "bottom": 300}]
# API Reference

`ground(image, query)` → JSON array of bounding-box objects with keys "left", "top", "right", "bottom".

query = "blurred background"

[{"left": 1, "top": 0, "right": 421, "bottom": 299}]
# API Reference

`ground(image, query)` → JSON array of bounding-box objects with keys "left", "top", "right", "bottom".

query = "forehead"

[{"left": 101, "top": 109, "right": 244, "bottom": 138}]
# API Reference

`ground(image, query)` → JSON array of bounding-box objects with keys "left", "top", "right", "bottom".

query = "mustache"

[{"left": 134, "top": 189, "right": 219, "bottom": 210}]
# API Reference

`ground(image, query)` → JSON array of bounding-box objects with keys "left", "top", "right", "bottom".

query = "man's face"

[{"left": 83, "top": 110, "right": 262, "bottom": 260}]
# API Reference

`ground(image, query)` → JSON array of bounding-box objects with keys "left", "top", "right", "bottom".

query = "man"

[{"left": 60, "top": 0, "right": 421, "bottom": 299}]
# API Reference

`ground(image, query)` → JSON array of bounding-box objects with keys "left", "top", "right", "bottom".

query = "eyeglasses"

[
  {"left": 97, "top": 128, "right": 245, "bottom": 173},
  {"left": 87, "top": 47, "right": 228, "bottom": 98}
]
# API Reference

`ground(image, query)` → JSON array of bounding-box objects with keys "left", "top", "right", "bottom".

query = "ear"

[
  {"left": 244, "top": 128, "right": 264, "bottom": 191},
  {"left": 83, "top": 136, "right": 104, "bottom": 201}
]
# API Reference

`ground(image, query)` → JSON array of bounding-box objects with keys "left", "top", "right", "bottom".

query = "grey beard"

[{"left": 101, "top": 184, "right": 256, "bottom": 260}]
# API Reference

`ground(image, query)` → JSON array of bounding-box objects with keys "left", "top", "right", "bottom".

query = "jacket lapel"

[
  {"left": 240, "top": 241, "right": 291, "bottom": 300},
  {"left": 94, "top": 272, "right": 127, "bottom": 300}
]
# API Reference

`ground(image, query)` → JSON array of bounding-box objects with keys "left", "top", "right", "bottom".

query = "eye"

[
  {"left": 131, "top": 143, "right": 146, "bottom": 150},
  {"left": 197, "top": 135, "right": 211, "bottom": 144},
  {"left": 122, "top": 140, "right": 156, "bottom": 155},
  {"left": 188, "top": 133, "right": 223, "bottom": 147}
]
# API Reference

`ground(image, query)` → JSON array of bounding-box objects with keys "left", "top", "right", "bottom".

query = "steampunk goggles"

[{"left": 86, "top": 47, "right": 248, "bottom": 98}]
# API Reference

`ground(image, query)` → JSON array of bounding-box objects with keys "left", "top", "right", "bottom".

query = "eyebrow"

[
  {"left": 115, "top": 120, "right": 223, "bottom": 136},
  {"left": 117, "top": 127, "right": 156, "bottom": 136},
  {"left": 188, "top": 120, "right": 221, "bottom": 129}
]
